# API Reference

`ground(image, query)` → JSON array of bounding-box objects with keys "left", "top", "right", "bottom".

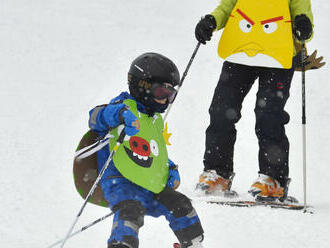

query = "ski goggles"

[{"left": 150, "top": 83, "right": 177, "bottom": 103}]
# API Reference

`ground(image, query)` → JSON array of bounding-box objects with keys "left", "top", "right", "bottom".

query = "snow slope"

[{"left": 1, "top": 0, "right": 329, "bottom": 247}]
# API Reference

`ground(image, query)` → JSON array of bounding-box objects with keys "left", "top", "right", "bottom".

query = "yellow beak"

[{"left": 234, "top": 42, "right": 264, "bottom": 57}]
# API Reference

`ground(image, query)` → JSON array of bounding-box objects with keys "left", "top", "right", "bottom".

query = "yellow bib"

[{"left": 218, "top": 0, "right": 293, "bottom": 69}]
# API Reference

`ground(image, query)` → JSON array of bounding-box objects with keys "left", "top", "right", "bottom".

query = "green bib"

[{"left": 109, "top": 99, "right": 169, "bottom": 193}]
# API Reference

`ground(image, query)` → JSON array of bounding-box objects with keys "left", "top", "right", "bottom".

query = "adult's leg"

[
  {"left": 255, "top": 67, "right": 294, "bottom": 186},
  {"left": 203, "top": 62, "right": 257, "bottom": 178}
]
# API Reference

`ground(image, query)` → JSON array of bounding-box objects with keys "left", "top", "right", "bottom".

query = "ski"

[{"left": 206, "top": 199, "right": 313, "bottom": 211}]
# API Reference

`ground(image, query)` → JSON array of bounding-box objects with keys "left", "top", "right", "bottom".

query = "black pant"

[{"left": 203, "top": 61, "right": 294, "bottom": 186}]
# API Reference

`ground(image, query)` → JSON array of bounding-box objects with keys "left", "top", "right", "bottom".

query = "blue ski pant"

[{"left": 101, "top": 178, "right": 203, "bottom": 248}]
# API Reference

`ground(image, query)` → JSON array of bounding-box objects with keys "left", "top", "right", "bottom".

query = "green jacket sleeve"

[
  {"left": 210, "top": 0, "right": 237, "bottom": 30},
  {"left": 290, "top": 0, "right": 313, "bottom": 24},
  {"left": 290, "top": 0, "right": 314, "bottom": 42}
]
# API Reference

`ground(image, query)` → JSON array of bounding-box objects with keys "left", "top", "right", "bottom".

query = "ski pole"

[
  {"left": 59, "top": 130, "right": 126, "bottom": 248},
  {"left": 163, "top": 42, "right": 201, "bottom": 121},
  {"left": 46, "top": 212, "right": 113, "bottom": 248},
  {"left": 74, "top": 133, "right": 112, "bottom": 160},
  {"left": 300, "top": 40, "right": 308, "bottom": 212}
]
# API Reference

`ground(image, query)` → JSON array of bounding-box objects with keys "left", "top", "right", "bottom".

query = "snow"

[{"left": 1, "top": 0, "right": 329, "bottom": 247}]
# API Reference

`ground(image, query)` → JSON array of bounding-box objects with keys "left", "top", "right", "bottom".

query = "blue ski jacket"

[{"left": 88, "top": 91, "right": 180, "bottom": 190}]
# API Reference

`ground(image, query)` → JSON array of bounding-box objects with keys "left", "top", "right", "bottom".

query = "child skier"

[{"left": 88, "top": 53, "right": 204, "bottom": 248}]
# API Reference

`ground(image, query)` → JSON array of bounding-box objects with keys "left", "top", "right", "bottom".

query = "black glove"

[
  {"left": 195, "top": 15, "right": 217, "bottom": 44},
  {"left": 294, "top": 14, "right": 313, "bottom": 41}
]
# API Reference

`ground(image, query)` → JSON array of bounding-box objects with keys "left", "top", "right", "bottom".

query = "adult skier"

[
  {"left": 88, "top": 53, "right": 204, "bottom": 248},
  {"left": 194, "top": 0, "right": 314, "bottom": 201}
]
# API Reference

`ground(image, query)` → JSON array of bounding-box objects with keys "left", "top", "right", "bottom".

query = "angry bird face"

[
  {"left": 123, "top": 136, "right": 156, "bottom": 168},
  {"left": 110, "top": 110, "right": 169, "bottom": 193},
  {"left": 218, "top": 0, "right": 293, "bottom": 68},
  {"left": 113, "top": 124, "right": 167, "bottom": 170}
]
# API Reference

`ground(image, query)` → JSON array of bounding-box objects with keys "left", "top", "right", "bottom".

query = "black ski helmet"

[{"left": 128, "top": 53, "right": 180, "bottom": 108}]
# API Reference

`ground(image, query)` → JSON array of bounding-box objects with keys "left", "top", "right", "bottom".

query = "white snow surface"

[{"left": 1, "top": 0, "right": 330, "bottom": 247}]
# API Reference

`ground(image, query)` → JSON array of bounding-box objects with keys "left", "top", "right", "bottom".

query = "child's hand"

[
  {"left": 167, "top": 165, "right": 180, "bottom": 190},
  {"left": 121, "top": 109, "right": 140, "bottom": 136}
]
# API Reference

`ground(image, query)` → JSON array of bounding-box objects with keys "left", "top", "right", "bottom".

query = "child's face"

[{"left": 153, "top": 83, "right": 176, "bottom": 104}]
